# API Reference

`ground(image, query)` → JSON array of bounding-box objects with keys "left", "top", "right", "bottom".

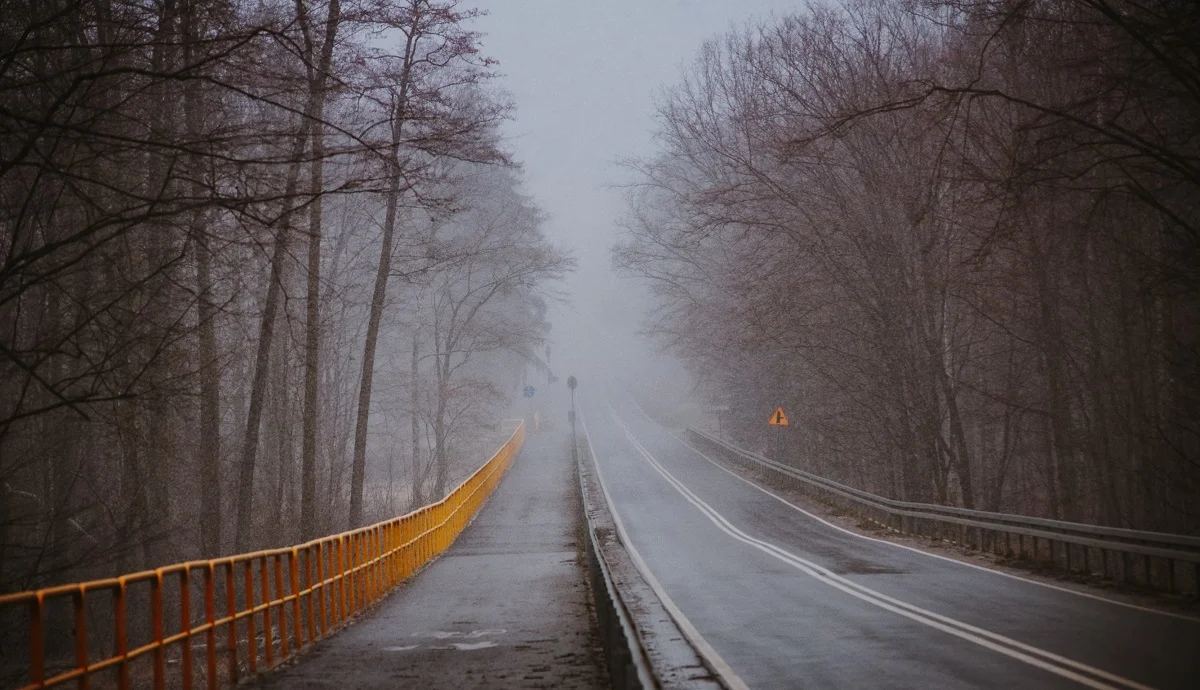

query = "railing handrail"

[
  {"left": 1, "top": 421, "right": 526, "bottom": 690},
  {"left": 0, "top": 424, "right": 523, "bottom": 607},
  {"left": 686, "top": 426, "right": 1200, "bottom": 555}
]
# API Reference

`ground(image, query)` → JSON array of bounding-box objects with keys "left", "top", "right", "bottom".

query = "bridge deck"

[{"left": 251, "top": 430, "right": 607, "bottom": 689}]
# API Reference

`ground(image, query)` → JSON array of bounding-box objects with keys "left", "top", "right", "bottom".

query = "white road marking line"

[
  {"left": 609, "top": 410, "right": 1154, "bottom": 690},
  {"left": 579, "top": 404, "right": 751, "bottom": 690},
  {"left": 424, "top": 629, "right": 507, "bottom": 639}
]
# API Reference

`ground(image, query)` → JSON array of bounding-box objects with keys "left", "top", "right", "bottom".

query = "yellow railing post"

[
  {"left": 289, "top": 550, "right": 302, "bottom": 652},
  {"left": 259, "top": 558, "right": 273, "bottom": 668},
  {"left": 180, "top": 568, "right": 193, "bottom": 690},
  {"left": 114, "top": 580, "right": 129, "bottom": 690},
  {"left": 73, "top": 589, "right": 87, "bottom": 690},
  {"left": 29, "top": 595, "right": 44, "bottom": 687},
  {"left": 152, "top": 572, "right": 165, "bottom": 690},
  {"left": 275, "top": 554, "right": 288, "bottom": 658},
  {"left": 205, "top": 564, "right": 216, "bottom": 690},
  {"left": 224, "top": 563, "right": 236, "bottom": 684},
  {"left": 243, "top": 561, "right": 256, "bottom": 674},
  {"left": 336, "top": 536, "right": 346, "bottom": 625},
  {"left": 316, "top": 541, "right": 327, "bottom": 637}
]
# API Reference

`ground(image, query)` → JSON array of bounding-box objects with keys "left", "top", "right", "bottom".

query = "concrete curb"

[{"left": 575, "top": 431, "right": 725, "bottom": 690}]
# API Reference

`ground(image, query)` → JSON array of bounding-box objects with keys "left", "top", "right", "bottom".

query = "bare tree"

[
  {"left": 618, "top": 0, "right": 1200, "bottom": 531},
  {"left": 347, "top": 0, "right": 507, "bottom": 528}
]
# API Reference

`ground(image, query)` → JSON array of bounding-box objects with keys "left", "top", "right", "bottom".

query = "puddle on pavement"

[{"left": 388, "top": 629, "right": 507, "bottom": 651}]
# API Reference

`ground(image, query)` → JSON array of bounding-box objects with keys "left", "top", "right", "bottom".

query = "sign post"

[
  {"left": 768, "top": 406, "right": 789, "bottom": 461},
  {"left": 567, "top": 375, "right": 578, "bottom": 462}
]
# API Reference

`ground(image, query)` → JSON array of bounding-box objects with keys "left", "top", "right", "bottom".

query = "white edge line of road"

[
  {"left": 665, "top": 426, "right": 1200, "bottom": 625},
  {"left": 578, "top": 403, "right": 752, "bottom": 690},
  {"left": 609, "top": 412, "right": 1149, "bottom": 690}
]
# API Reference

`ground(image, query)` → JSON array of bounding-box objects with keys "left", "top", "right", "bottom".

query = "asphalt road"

[
  {"left": 252, "top": 429, "right": 607, "bottom": 689},
  {"left": 580, "top": 389, "right": 1200, "bottom": 690}
]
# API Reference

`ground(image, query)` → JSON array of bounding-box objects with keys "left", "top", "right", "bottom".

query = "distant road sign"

[
  {"left": 768, "top": 406, "right": 789, "bottom": 426},
  {"left": 523, "top": 385, "right": 536, "bottom": 398}
]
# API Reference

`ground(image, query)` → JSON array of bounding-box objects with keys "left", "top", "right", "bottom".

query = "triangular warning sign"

[{"left": 768, "top": 406, "right": 789, "bottom": 426}]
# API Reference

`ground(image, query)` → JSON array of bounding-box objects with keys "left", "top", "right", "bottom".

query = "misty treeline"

[
  {"left": 618, "top": 0, "right": 1199, "bottom": 533},
  {"left": 0, "top": 0, "right": 569, "bottom": 593}
]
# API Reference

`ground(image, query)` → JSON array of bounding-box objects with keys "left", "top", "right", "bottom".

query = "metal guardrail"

[
  {"left": 0, "top": 421, "right": 525, "bottom": 690},
  {"left": 576, "top": 436, "right": 657, "bottom": 690},
  {"left": 686, "top": 426, "right": 1200, "bottom": 596}
]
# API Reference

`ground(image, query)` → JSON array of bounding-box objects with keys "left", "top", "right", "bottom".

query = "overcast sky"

[{"left": 474, "top": 1, "right": 800, "bottom": 384}]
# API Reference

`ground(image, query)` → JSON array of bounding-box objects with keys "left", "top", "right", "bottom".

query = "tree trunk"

[
  {"left": 299, "top": 0, "right": 341, "bottom": 543},
  {"left": 195, "top": 228, "right": 222, "bottom": 556},
  {"left": 433, "top": 354, "right": 450, "bottom": 497},
  {"left": 270, "top": 314, "right": 293, "bottom": 540},
  {"left": 410, "top": 332, "right": 424, "bottom": 507},
  {"left": 349, "top": 32, "right": 415, "bottom": 529},
  {"left": 234, "top": 132, "right": 307, "bottom": 553},
  {"left": 348, "top": 170, "right": 400, "bottom": 527}
]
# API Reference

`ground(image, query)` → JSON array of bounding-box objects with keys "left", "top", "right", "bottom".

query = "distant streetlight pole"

[{"left": 567, "top": 375, "right": 578, "bottom": 462}]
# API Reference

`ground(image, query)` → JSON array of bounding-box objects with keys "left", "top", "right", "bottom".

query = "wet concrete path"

[{"left": 253, "top": 430, "right": 608, "bottom": 689}]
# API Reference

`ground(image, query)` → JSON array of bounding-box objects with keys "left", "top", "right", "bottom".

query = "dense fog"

[{"left": 2, "top": 0, "right": 1197, "bottom": 610}]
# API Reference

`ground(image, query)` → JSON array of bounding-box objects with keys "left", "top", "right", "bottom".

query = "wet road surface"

[
  {"left": 580, "top": 390, "right": 1200, "bottom": 690},
  {"left": 252, "top": 429, "right": 607, "bottom": 689}
]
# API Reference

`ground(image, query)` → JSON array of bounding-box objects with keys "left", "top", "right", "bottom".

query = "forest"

[
  {"left": 0, "top": 0, "right": 570, "bottom": 594},
  {"left": 617, "top": 0, "right": 1200, "bottom": 533}
]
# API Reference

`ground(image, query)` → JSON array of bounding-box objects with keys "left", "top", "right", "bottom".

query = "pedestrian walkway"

[{"left": 253, "top": 430, "right": 608, "bottom": 689}]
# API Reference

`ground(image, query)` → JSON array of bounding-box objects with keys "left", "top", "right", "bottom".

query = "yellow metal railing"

[{"left": 0, "top": 421, "right": 525, "bottom": 690}]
